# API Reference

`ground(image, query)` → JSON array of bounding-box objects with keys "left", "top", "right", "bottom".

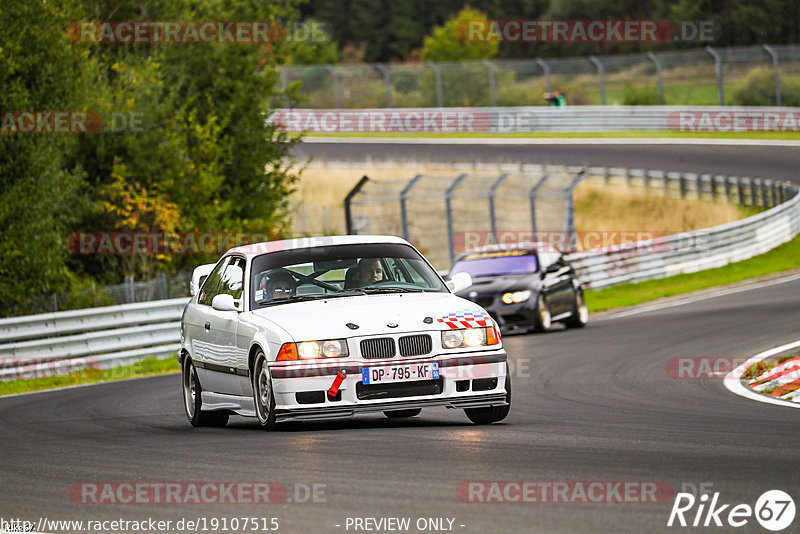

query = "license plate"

[{"left": 361, "top": 362, "right": 440, "bottom": 385}]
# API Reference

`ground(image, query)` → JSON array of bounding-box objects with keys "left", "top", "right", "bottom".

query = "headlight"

[
  {"left": 442, "top": 327, "right": 498, "bottom": 349},
  {"left": 501, "top": 290, "right": 531, "bottom": 304},
  {"left": 277, "top": 339, "right": 349, "bottom": 361}
]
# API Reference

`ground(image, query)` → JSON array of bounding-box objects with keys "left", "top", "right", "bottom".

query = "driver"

[
  {"left": 357, "top": 258, "right": 383, "bottom": 286},
  {"left": 263, "top": 269, "right": 297, "bottom": 300}
]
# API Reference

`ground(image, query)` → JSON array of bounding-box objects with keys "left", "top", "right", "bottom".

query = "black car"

[{"left": 451, "top": 245, "right": 588, "bottom": 333}]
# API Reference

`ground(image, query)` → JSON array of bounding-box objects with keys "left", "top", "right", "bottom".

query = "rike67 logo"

[{"left": 668, "top": 490, "right": 795, "bottom": 531}]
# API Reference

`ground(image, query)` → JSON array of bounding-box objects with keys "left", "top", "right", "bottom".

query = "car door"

[
  {"left": 201, "top": 256, "right": 246, "bottom": 395},
  {"left": 541, "top": 256, "right": 574, "bottom": 315},
  {"left": 186, "top": 257, "right": 227, "bottom": 390}
]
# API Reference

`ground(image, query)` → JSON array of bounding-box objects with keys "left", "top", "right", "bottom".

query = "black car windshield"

[
  {"left": 250, "top": 242, "right": 447, "bottom": 308},
  {"left": 450, "top": 250, "right": 539, "bottom": 277}
]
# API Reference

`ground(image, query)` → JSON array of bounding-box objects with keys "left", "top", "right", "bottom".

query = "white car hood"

[{"left": 250, "top": 292, "right": 489, "bottom": 341}]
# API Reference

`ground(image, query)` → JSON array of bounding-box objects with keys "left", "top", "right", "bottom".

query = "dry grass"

[
  {"left": 573, "top": 182, "right": 744, "bottom": 235},
  {"left": 291, "top": 163, "right": 751, "bottom": 238}
]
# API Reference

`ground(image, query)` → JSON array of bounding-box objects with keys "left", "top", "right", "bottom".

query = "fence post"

[
  {"left": 428, "top": 63, "right": 444, "bottom": 107},
  {"left": 705, "top": 46, "right": 724, "bottom": 105},
  {"left": 590, "top": 56, "right": 606, "bottom": 105},
  {"left": 158, "top": 272, "right": 167, "bottom": 300},
  {"left": 528, "top": 174, "right": 550, "bottom": 240},
  {"left": 125, "top": 275, "right": 135, "bottom": 304},
  {"left": 482, "top": 59, "right": 497, "bottom": 106},
  {"left": 736, "top": 177, "right": 746, "bottom": 205},
  {"left": 679, "top": 173, "right": 687, "bottom": 198},
  {"left": 535, "top": 58, "right": 551, "bottom": 93},
  {"left": 446, "top": 174, "right": 468, "bottom": 264},
  {"left": 399, "top": 174, "right": 424, "bottom": 241},
  {"left": 324, "top": 65, "right": 342, "bottom": 109},
  {"left": 488, "top": 173, "right": 510, "bottom": 243},
  {"left": 279, "top": 68, "right": 290, "bottom": 107},
  {"left": 374, "top": 63, "right": 392, "bottom": 108},
  {"left": 563, "top": 171, "right": 586, "bottom": 251},
  {"left": 344, "top": 176, "right": 370, "bottom": 234},
  {"left": 647, "top": 52, "right": 665, "bottom": 105},
  {"left": 763, "top": 45, "right": 782, "bottom": 106}
]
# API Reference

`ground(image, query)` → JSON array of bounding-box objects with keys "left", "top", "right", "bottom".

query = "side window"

[
  {"left": 198, "top": 258, "right": 228, "bottom": 306},
  {"left": 218, "top": 257, "right": 245, "bottom": 300}
]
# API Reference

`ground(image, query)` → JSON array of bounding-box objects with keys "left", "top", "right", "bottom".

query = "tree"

[
  {"left": 420, "top": 7, "right": 499, "bottom": 62},
  {"left": 0, "top": 0, "right": 92, "bottom": 312}
]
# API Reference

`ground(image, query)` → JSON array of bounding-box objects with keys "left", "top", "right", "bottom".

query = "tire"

[
  {"left": 532, "top": 293, "right": 552, "bottom": 333},
  {"left": 565, "top": 288, "right": 589, "bottom": 328},
  {"left": 253, "top": 351, "right": 277, "bottom": 430},
  {"left": 182, "top": 358, "right": 229, "bottom": 427},
  {"left": 464, "top": 365, "right": 511, "bottom": 425},
  {"left": 384, "top": 409, "right": 422, "bottom": 419}
]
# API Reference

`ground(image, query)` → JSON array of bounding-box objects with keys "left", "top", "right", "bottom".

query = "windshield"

[
  {"left": 250, "top": 242, "right": 447, "bottom": 308},
  {"left": 450, "top": 251, "right": 539, "bottom": 278}
]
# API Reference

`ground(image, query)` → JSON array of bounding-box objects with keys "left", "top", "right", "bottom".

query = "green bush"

[
  {"left": 622, "top": 84, "right": 660, "bottom": 105},
  {"left": 732, "top": 67, "right": 800, "bottom": 106}
]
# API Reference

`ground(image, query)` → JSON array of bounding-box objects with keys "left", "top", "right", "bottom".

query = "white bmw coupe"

[{"left": 180, "top": 235, "right": 510, "bottom": 429}]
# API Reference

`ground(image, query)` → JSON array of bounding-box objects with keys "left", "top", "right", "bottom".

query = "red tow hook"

[{"left": 327, "top": 369, "right": 346, "bottom": 400}]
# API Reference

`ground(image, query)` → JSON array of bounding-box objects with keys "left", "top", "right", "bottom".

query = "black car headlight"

[{"left": 501, "top": 290, "right": 531, "bottom": 304}]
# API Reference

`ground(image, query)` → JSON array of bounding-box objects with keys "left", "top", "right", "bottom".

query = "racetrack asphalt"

[
  {"left": 292, "top": 140, "right": 800, "bottom": 184},
  {"left": 2, "top": 275, "right": 799, "bottom": 534}
]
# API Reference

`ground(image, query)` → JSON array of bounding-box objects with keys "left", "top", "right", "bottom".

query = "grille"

[
  {"left": 356, "top": 378, "right": 444, "bottom": 400},
  {"left": 398, "top": 334, "right": 432, "bottom": 357},
  {"left": 360, "top": 337, "right": 396, "bottom": 359}
]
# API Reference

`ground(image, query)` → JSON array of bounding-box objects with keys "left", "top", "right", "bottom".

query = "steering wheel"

[{"left": 292, "top": 271, "right": 342, "bottom": 292}]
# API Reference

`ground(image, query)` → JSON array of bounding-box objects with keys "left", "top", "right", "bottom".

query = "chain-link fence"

[
  {"left": 281, "top": 44, "right": 800, "bottom": 108},
  {"left": 344, "top": 165, "right": 585, "bottom": 269},
  {"left": 1, "top": 272, "right": 192, "bottom": 318}
]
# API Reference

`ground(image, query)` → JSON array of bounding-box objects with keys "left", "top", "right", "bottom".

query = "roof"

[
  {"left": 225, "top": 234, "right": 411, "bottom": 258},
  {"left": 459, "top": 241, "right": 538, "bottom": 257}
]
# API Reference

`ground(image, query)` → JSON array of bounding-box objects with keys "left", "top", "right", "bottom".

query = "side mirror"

[
  {"left": 447, "top": 272, "right": 472, "bottom": 293},
  {"left": 211, "top": 294, "right": 240, "bottom": 312}
]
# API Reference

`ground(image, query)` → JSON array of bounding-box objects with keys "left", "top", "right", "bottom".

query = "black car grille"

[
  {"left": 356, "top": 378, "right": 444, "bottom": 400},
  {"left": 398, "top": 334, "right": 432, "bottom": 357},
  {"left": 360, "top": 337, "right": 396, "bottom": 359}
]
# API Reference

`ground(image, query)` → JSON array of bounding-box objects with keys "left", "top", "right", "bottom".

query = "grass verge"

[
  {"left": 584, "top": 233, "right": 800, "bottom": 312},
  {"left": 742, "top": 354, "right": 799, "bottom": 381},
  {"left": 0, "top": 356, "right": 180, "bottom": 397}
]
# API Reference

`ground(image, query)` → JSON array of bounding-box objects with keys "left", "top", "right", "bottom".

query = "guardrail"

[
  {"left": 272, "top": 106, "right": 800, "bottom": 133},
  {"left": 0, "top": 298, "right": 188, "bottom": 381},
  {"left": 565, "top": 168, "right": 800, "bottom": 289}
]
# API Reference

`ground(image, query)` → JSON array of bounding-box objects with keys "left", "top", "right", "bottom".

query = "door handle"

[{"left": 204, "top": 321, "right": 211, "bottom": 331}]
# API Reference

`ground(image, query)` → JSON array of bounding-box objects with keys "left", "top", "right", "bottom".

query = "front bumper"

[{"left": 269, "top": 349, "right": 508, "bottom": 422}]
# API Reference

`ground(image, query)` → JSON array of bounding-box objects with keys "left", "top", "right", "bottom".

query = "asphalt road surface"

[
  {"left": 292, "top": 140, "right": 800, "bottom": 184},
  {"left": 2, "top": 276, "right": 799, "bottom": 534}
]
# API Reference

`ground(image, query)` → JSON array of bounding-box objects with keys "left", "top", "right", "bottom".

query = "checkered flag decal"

[{"left": 437, "top": 309, "right": 492, "bottom": 329}]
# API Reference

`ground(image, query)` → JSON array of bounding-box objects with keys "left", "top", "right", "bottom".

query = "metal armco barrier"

[
  {"left": 566, "top": 169, "right": 800, "bottom": 289},
  {"left": 0, "top": 298, "right": 189, "bottom": 381},
  {"left": 271, "top": 106, "right": 800, "bottom": 133}
]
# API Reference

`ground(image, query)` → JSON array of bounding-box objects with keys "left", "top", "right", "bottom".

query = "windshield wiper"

[{"left": 361, "top": 286, "right": 425, "bottom": 293}]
